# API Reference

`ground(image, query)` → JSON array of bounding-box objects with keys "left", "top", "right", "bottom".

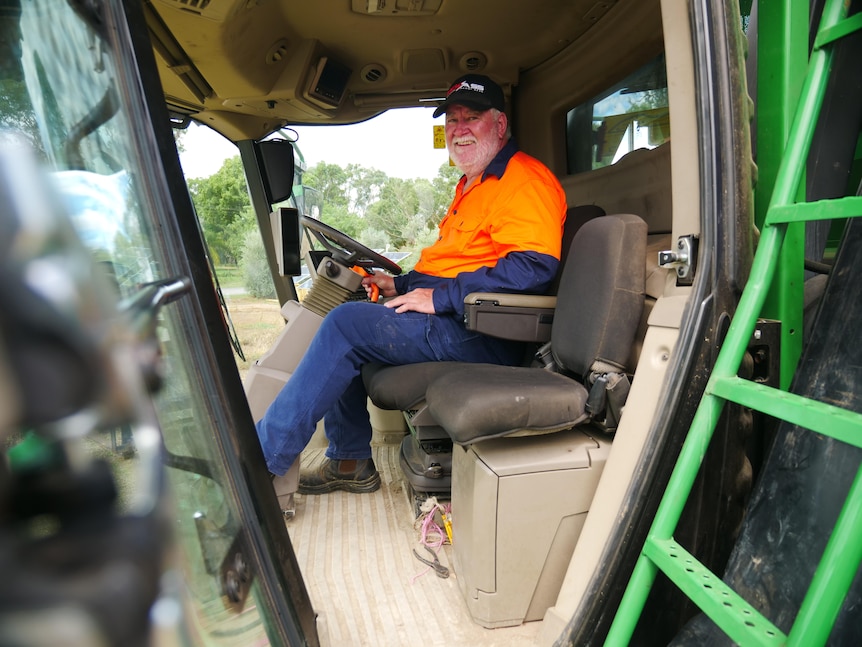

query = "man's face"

[{"left": 444, "top": 104, "right": 507, "bottom": 179}]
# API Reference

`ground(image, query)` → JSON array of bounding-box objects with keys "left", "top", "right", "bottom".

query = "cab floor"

[{"left": 287, "top": 444, "right": 542, "bottom": 647}]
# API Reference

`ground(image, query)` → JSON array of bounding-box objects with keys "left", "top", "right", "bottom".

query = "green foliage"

[
  {"left": 358, "top": 227, "right": 390, "bottom": 251},
  {"left": 185, "top": 148, "right": 462, "bottom": 285},
  {"left": 224, "top": 207, "right": 257, "bottom": 261},
  {"left": 302, "top": 162, "right": 349, "bottom": 211},
  {"left": 395, "top": 223, "right": 439, "bottom": 273},
  {"left": 188, "top": 156, "right": 251, "bottom": 264},
  {"left": 0, "top": 78, "right": 41, "bottom": 154},
  {"left": 320, "top": 203, "right": 363, "bottom": 239},
  {"left": 214, "top": 265, "right": 244, "bottom": 289},
  {"left": 301, "top": 160, "right": 460, "bottom": 254},
  {"left": 365, "top": 177, "right": 419, "bottom": 248},
  {"left": 173, "top": 127, "right": 187, "bottom": 154},
  {"left": 240, "top": 231, "right": 276, "bottom": 299},
  {"left": 431, "top": 163, "right": 462, "bottom": 226},
  {"left": 343, "top": 163, "right": 388, "bottom": 216}
]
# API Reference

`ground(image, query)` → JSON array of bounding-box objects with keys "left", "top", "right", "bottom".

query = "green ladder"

[{"left": 604, "top": 1, "right": 862, "bottom": 645}]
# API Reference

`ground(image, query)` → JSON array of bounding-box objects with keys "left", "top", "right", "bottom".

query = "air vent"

[
  {"left": 170, "top": 0, "right": 211, "bottom": 12},
  {"left": 361, "top": 64, "right": 388, "bottom": 83},
  {"left": 351, "top": 0, "right": 442, "bottom": 16},
  {"left": 459, "top": 52, "right": 487, "bottom": 72},
  {"left": 266, "top": 39, "right": 290, "bottom": 65}
]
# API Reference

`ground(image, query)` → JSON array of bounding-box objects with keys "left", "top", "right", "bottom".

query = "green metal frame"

[
  {"left": 756, "top": 0, "right": 807, "bottom": 390},
  {"left": 605, "top": 1, "right": 862, "bottom": 644}
]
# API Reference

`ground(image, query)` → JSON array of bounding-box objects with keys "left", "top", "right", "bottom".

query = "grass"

[
  {"left": 214, "top": 267, "right": 288, "bottom": 380},
  {"left": 223, "top": 294, "right": 284, "bottom": 380},
  {"left": 214, "top": 265, "right": 244, "bottom": 289}
]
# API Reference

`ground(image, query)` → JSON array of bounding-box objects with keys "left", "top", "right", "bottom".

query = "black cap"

[{"left": 432, "top": 74, "right": 505, "bottom": 118}]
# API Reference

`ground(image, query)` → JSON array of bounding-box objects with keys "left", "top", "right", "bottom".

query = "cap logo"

[
  {"left": 433, "top": 75, "right": 502, "bottom": 117},
  {"left": 448, "top": 81, "right": 485, "bottom": 97}
]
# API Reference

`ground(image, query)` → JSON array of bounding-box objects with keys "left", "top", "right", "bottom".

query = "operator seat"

[
  {"left": 363, "top": 202, "right": 606, "bottom": 387},
  {"left": 420, "top": 212, "right": 645, "bottom": 441},
  {"left": 364, "top": 212, "right": 647, "bottom": 483},
  {"left": 363, "top": 204, "right": 607, "bottom": 491}
]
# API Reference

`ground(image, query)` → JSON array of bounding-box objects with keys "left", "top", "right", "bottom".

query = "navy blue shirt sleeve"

[{"left": 392, "top": 250, "right": 559, "bottom": 317}]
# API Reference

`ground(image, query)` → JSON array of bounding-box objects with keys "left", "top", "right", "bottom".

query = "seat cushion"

[
  {"left": 425, "top": 364, "right": 589, "bottom": 445},
  {"left": 362, "top": 361, "right": 465, "bottom": 410}
]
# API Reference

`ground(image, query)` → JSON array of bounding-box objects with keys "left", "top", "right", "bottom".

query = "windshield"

[{"left": 0, "top": 0, "right": 298, "bottom": 643}]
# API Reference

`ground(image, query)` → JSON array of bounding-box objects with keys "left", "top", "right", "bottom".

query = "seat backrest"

[
  {"left": 549, "top": 204, "right": 606, "bottom": 295},
  {"left": 551, "top": 213, "right": 647, "bottom": 378}
]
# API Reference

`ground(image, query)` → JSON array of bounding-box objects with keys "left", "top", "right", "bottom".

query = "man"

[{"left": 256, "top": 74, "right": 566, "bottom": 501}]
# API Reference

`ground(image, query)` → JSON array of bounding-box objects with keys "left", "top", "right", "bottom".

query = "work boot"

[{"left": 298, "top": 458, "right": 381, "bottom": 494}]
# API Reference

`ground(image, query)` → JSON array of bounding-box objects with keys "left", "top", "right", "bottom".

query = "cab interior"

[{"left": 149, "top": 0, "right": 718, "bottom": 643}]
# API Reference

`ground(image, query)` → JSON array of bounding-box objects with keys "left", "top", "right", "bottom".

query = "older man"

[{"left": 256, "top": 74, "right": 566, "bottom": 502}]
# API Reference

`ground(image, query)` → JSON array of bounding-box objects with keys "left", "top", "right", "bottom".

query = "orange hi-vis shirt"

[{"left": 414, "top": 148, "right": 566, "bottom": 278}]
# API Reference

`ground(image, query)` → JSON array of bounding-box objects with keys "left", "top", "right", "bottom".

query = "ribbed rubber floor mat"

[{"left": 288, "top": 445, "right": 540, "bottom": 646}]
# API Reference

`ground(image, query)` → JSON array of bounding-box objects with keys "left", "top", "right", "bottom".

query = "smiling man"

[
  {"left": 257, "top": 73, "right": 567, "bottom": 507},
  {"left": 366, "top": 75, "right": 567, "bottom": 317}
]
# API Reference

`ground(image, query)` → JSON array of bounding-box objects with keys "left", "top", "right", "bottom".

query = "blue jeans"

[{"left": 256, "top": 300, "right": 523, "bottom": 475}]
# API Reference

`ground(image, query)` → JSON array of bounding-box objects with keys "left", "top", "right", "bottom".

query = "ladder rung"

[
  {"left": 709, "top": 376, "right": 862, "bottom": 449},
  {"left": 643, "top": 538, "right": 786, "bottom": 647},
  {"left": 814, "top": 12, "right": 862, "bottom": 49},
  {"left": 767, "top": 196, "right": 862, "bottom": 224}
]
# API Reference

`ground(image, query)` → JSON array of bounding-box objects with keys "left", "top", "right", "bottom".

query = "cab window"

[{"left": 566, "top": 53, "right": 669, "bottom": 174}]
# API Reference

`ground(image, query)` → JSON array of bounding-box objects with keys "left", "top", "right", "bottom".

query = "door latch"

[{"left": 658, "top": 235, "right": 698, "bottom": 284}]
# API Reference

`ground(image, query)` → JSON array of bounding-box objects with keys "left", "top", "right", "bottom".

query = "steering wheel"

[{"left": 301, "top": 215, "right": 402, "bottom": 275}]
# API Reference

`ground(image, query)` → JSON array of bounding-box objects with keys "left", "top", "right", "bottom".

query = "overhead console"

[{"left": 251, "top": 39, "right": 354, "bottom": 122}]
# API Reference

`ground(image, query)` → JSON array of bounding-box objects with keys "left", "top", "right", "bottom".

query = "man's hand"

[
  {"left": 384, "top": 288, "right": 436, "bottom": 314},
  {"left": 361, "top": 273, "right": 397, "bottom": 300}
]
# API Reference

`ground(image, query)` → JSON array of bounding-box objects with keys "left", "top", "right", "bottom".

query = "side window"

[{"left": 566, "top": 53, "right": 669, "bottom": 175}]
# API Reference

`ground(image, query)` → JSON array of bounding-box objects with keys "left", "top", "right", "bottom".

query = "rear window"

[{"left": 566, "top": 53, "right": 669, "bottom": 175}]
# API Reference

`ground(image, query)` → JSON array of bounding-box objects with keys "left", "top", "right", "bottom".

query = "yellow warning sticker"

[{"left": 433, "top": 125, "right": 446, "bottom": 149}]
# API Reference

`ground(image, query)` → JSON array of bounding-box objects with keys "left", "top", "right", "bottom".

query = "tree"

[
  {"left": 0, "top": 77, "right": 42, "bottom": 155},
  {"left": 365, "top": 177, "right": 419, "bottom": 248},
  {"left": 413, "top": 178, "right": 437, "bottom": 226},
  {"left": 174, "top": 130, "right": 462, "bottom": 297},
  {"left": 430, "top": 163, "right": 461, "bottom": 226},
  {"left": 320, "top": 203, "right": 363, "bottom": 239},
  {"left": 343, "top": 163, "right": 387, "bottom": 217},
  {"left": 187, "top": 154, "right": 460, "bottom": 276},
  {"left": 241, "top": 230, "right": 276, "bottom": 298},
  {"left": 0, "top": 21, "right": 42, "bottom": 153},
  {"left": 302, "top": 160, "right": 459, "bottom": 240},
  {"left": 173, "top": 126, "right": 188, "bottom": 154},
  {"left": 188, "top": 156, "right": 251, "bottom": 264},
  {"left": 302, "top": 162, "right": 349, "bottom": 212}
]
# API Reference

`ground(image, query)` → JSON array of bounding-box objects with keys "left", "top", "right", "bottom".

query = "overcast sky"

[{"left": 179, "top": 107, "right": 451, "bottom": 181}]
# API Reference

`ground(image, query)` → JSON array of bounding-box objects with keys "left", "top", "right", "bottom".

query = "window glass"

[{"left": 566, "top": 53, "right": 669, "bottom": 174}]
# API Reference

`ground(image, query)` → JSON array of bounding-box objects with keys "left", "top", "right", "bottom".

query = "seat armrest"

[
  {"left": 463, "top": 292, "right": 557, "bottom": 342},
  {"left": 465, "top": 292, "right": 557, "bottom": 308}
]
